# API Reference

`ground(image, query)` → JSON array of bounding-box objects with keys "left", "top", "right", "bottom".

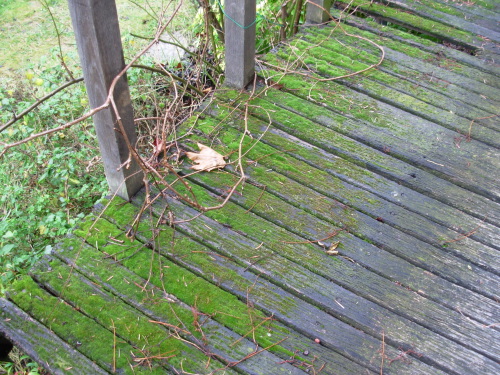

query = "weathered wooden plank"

[
  {"left": 67, "top": 0, "right": 143, "bottom": 200},
  {"left": 251, "top": 75, "right": 500, "bottom": 202},
  {"left": 269, "top": 45, "right": 500, "bottom": 149},
  {"left": 329, "top": 7, "right": 500, "bottom": 75},
  {"left": 303, "top": 27, "right": 500, "bottom": 115},
  {"left": 287, "top": 36, "right": 500, "bottom": 137},
  {"left": 207, "top": 103, "right": 500, "bottom": 258},
  {"left": 251, "top": 121, "right": 500, "bottom": 251},
  {"left": 77, "top": 210, "right": 380, "bottom": 375},
  {"left": 0, "top": 298, "right": 110, "bottom": 375},
  {"left": 27, "top": 257, "right": 238, "bottom": 374},
  {"left": 422, "top": 0, "right": 500, "bottom": 29},
  {"left": 336, "top": 0, "right": 499, "bottom": 54},
  {"left": 382, "top": 0, "right": 500, "bottom": 42},
  {"left": 6, "top": 276, "right": 169, "bottom": 374},
  {"left": 167, "top": 108, "right": 499, "bottom": 311},
  {"left": 218, "top": 84, "right": 500, "bottom": 227},
  {"left": 224, "top": 0, "right": 256, "bottom": 88},
  {"left": 306, "top": 0, "right": 332, "bottom": 24},
  {"left": 313, "top": 21, "right": 500, "bottom": 92},
  {"left": 50, "top": 237, "right": 309, "bottom": 375},
  {"left": 95, "top": 197, "right": 462, "bottom": 373},
  {"left": 167, "top": 138, "right": 499, "bottom": 322},
  {"left": 113, "top": 190, "right": 499, "bottom": 373}
]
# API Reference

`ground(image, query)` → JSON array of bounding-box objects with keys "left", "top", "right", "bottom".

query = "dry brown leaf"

[
  {"left": 185, "top": 143, "right": 226, "bottom": 171},
  {"left": 326, "top": 241, "right": 340, "bottom": 255}
]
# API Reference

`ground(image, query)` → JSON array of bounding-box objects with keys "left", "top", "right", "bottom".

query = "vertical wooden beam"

[
  {"left": 224, "top": 0, "right": 256, "bottom": 88},
  {"left": 306, "top": 0, "right": 332, "bottom": 24},
  {"left": 68, "top": 0, "right": 143, "bottom": 200}
]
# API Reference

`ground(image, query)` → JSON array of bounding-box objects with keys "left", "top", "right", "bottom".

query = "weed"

[{"left": 0, "top": 347, "right": 49, "bottom": 375}]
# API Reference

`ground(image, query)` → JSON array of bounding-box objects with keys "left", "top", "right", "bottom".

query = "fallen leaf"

[
  {"left": 326, "top": 241, "right": 340, "bottom": 255},
  {"left": 185, "top": 143, "right": 226, "bottom": 171}
]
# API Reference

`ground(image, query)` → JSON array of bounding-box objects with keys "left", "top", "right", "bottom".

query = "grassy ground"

[
  {"left": 0, "top": 0, "right": 197, "bottom": 84},
  {"left": 0, "top": 0, "right": 198, "bottom": 284},
  {"left": 0, "top": 2, "right": 197, "bottom": 371}
]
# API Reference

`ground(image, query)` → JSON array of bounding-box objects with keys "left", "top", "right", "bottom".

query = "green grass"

[
  {"left": 0, "top": 0, "right": 198, "bottom": 291},
  {"left": 0, "top": 0, "right": 197, "bottom": 83}
]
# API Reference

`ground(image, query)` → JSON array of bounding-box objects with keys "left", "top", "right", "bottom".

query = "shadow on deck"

[{"left": 2, "top": 1, "right": 499, "bottom": 374}]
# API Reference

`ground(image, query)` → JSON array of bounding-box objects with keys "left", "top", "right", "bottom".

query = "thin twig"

[
  {"left": 467, "top": 114, "right": 499, "bottom": 141},
  {"left": 380, "top": 331, "right": 385, "bottom": 375},
  {"left": 0, "top": 77, "right": 84, "bottom": 133}
]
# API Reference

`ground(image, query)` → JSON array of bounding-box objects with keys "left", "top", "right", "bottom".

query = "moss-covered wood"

[
  {"left": 328, "top": 6, "right": 500, "bottom": 74},
  {"left": 104, "top": 186, "right": 499, "bottom": 374},
  {"left": 334, "top": 0, "right": 499, "bottom": 53},
  {"left": 98, "top": 197, "right": 451, "bottom": 374},
  {"left": 0, "top": 298, "right": 109, "bottom": 375},
  {"left": 2, "top": 2, "right": 499, "bottom": 374}
]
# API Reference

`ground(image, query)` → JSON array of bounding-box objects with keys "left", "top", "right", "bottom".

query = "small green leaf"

[
  {"left": 0, "top": 244, "right": 15, "bottom": 256},
  {"left": 2, "top": 230, "right": 14, "bottom": 239}
]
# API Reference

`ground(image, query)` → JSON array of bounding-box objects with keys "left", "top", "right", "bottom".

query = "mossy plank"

[
  {"left": 267, "top": 46, "right": 500, "bottom": 149},
  {"left": 121, "top": 180, "right": 499, "bottom": 367},
  {"left": 328, "top": 7, "right": 500, "bottom": 75},
  {"left": 167, "top": 154, "right": 500, "bottom": 321},
  {"left": 211, "top": 87, "right": 500, "bottom": 228},
  {"left": 49, "top": 237, "right": 306, "bottom": 375},
  {"left": 0, "top": 298, "right": 109, "bottom": 375},
  {"left": 205, "top": 105, "right": 500, "bottom": 259},
  {"left": 302, "top": 28, "right": 500, "bottom": 114},
  {"left": 168, "top": 112, "right": 499, "bottom": 347},
  {"left": 380, "top": 0, "right": 500, "bottom": 42},
  {"left": 72, "top": 218, "right": 309, "bottom": 369},
  {"left": 98, "top": 196, "right": 456, "bottom": 375},
  {"left": 314, "top": 22, "right": 500, "bottom": 91},
  {"left": 294, "top": 33, "right": 499, "bottom": 120},
  {"left": 255, "top": 109, "right": 499, "bottom": 249},
  {"left": 410, "top": 0, "right": 498, "bottom": 14},
  {"left": 424, "top": 0, "right": 500, "bottom": 29},
  {"left": 7, "top": 276, "right": 169, "bottom": 374},
  {"left": 27, "top": 257, "right": 233, "bottom": 374},
  {"left": 245, "top": 77, "right": 500, "bottom": 201},
  {"left": 337, "top": 0, "right": 497, "bottom": 53},
  {"left": 92, "top": 200, "right": 378, "bottom": 375}
]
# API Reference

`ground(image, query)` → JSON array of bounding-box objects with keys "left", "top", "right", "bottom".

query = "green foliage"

[
  {"left": 0, "top": 58, "right": 108, "bottom": 289},
  {"left": 254, "top": 0, "right": 306, "bottom": 53},
  {"left": 195, "top": 0, "right": 306, "bottom": 58},
  {"left": 0, "top": 0, "right": 301, "bottom": 290},
  {"left": 0, "top": 347, "right": 49, "bottom": 374}
]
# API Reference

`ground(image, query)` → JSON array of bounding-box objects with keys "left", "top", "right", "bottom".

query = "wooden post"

[
  {"left": 68, "top": 0, "right": 143, "bottom": 200},
  {"left": 224, "top": 0, "right": 256, "bottom": 89},
  {"left": 306, "top": 0, "right": 332, "bottom": 24}
]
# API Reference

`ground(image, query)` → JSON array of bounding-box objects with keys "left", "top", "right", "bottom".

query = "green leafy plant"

[
  {"left": 0, "top": 68, "right": 108, "bottom": 288},
  {"left": 0, "top": 347, "right": 49, "bottom": 374}
]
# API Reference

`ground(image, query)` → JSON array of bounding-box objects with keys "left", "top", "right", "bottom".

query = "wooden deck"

[{"left": 1, "top": 1, "right": 499, "bottom": 374}]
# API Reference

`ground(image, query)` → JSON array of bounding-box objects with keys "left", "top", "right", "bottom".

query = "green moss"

[
  {"left": 213, "top": 84, "right": 402, "bottom": 178},
  {"left": 311, "top": 13, "right": 468, "bottom": 75},
  {"left": 9, "top": 276, "right": 164, "bottom": 374},
  {"left": 92, "top": 199, "right": 305, "bottom": 361},
  {"left": 269, "top": 41, "right": 465, "bottom": 130},
  {"left": 346, "top": 0, "right": 477, "bottom": 45}
]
